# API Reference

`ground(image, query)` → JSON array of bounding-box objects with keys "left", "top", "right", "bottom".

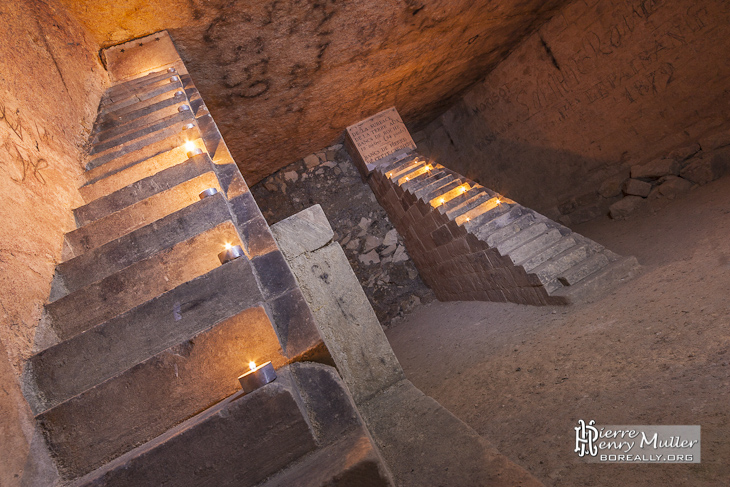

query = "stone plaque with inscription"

[{"left": 345, "top": 107, "right": 416, "bottom": 177}]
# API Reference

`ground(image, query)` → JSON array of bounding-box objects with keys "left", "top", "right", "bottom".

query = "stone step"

[
  {"left": 455, "top": 196, "right": 511, "bottom": 226},
  {"left": 420, "top": 178, "right": 463, "bottom": 203},
  {"left": 521, "top": 236, "right": 577, "bottom": 273},
  {"left": 89, "top": 109, "right": 194, "bottom": 155},
  {"left": 47, "top": 222, "right": 241, "bottom": 342},
  {"left": 97, "top": 85, "right": 188, "bottom": 127},
  {"left": 93, "top": 96, "right": 189, "bottom": 144},
  {"left": 531, "top": 244, "right": 589, "bottom": 286},
  {"left": 557, "top": 252, "right": 610, "bottom": 287},
  {"left": 401, "top": 168, "right": 447, "bottom": 193},
  {"left": 413, "top": 174, "right": 455, "bottom": 200},
  {"left": 99, "top": 75, "right": 183, "bottom": 113},
  {"left": 393, "top": 161, "right": 430, "bottom": 186},
  {"left": 509, "top": 228, "right": 563, "bottom": 266},
  {"left": 101, "top": 68, "right": 178, "bottom": 101},
  {"left": 481, "top": 213, "right": 536, "bottom": 246},
  {"left": 428, "top": 181, "right": 470, "bottom": 207},
  {"left": 552, "top": 255, "right": 640, "bottom": 304},
  {"left": 52, "top": 193, "right": 231, "bottom": 302},
  {"left": 74, "top": 153, "right": 214, "bottom": 226},
  {"left": 378, "top": 152, "right": 419, "bottom": 175},
  {"left": 440, "top": 188, "right": 491, "bottom": 217},
  {"left": 80, "top": 141, "right": 201, "bottom": 203},
  {"left": 462, "top": 201, "right": 518, "bottom": 234},
  {"left": 399, "top": 165, "right": 444, "bottom": 192},
  {"left": 63, "top": 171, "right": 221, "bottom": 258},
  {"left": 386, "top": 158, "right": 425, "bottom": 181},
  {"left": 27, "top": 256, "right": 264, "bottom": 414},
  {"left": 93, "top": 88, "right": 186, "bottom": 134},
  {"left": 69, "top": 363, "right": 381, "bottom": 486},
  {"left": 86, "top": 116, "right": 193, "bottom": 170},
  {"left": 55, "top": 364, "right": 313, "bottom": 482},
  {"left": 497, "top": 222, "right": 549, "bottom": 255},
  {"left": 257, "top": 432, "right": 391, "bottom": 487}
]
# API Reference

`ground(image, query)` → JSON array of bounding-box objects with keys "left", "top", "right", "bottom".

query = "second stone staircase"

[{"left": 367, "top": 149, "right": 638, "bottom": 305}]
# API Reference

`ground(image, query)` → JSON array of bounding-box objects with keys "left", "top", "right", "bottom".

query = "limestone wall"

[
  {"left": 0, "top": 0, "right": 106, "bottom": 483},
  {"left": 422, "top": 0, "right": 730, "bottom": 219}
]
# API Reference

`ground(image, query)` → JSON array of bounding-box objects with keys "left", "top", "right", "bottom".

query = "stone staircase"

[
  {"left": 368, "top": 149, "right": 638, "bottom": 305},
  {"left": 21, "top": 33, "right": 392, "bottom": 486}
]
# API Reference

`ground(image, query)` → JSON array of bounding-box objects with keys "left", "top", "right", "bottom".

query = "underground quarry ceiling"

[{"left": 58, "top": 0, "right": 569, "bottom": 184}]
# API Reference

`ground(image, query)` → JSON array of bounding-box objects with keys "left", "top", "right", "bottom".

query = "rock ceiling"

[{"left": 59, "top": 0, "right": 568, "bottom": 183}]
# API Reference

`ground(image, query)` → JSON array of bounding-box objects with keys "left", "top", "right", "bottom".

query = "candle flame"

[
  {"left": 460, "top": 186, "right": 467, "bottom": 193},
  {"left": 496, "top": 198, "right": 501, "bottom": 205},
  {"left": 439, "top": 198, "right": 445, "bottom": 205},
  {"left": 249, "top": 361, "right": 256, "bottom": 371},
  {"left": 405, "top": 177, "right": 409, "bottom": 181},
  {"left": 466, "top": 217, "right": 470, "bottom": 222},
  {"left": 184, "top": 140, "right": 196, "bottom": 152},
  {"left": 225, "top": 242, "right": 232, "bottom": 250}
]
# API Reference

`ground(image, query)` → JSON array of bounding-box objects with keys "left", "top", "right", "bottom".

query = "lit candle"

[
  {"left": 238, "top": 361, "right": 277, "bottom": 394},
  {"left": 218, "top": 243, "right": 244, "bottom": 264}
]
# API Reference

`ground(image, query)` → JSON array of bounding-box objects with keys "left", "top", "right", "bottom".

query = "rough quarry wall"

[
  {"left": 0, "top": 0, "right": 106, "bottom": 483},
  {"left": 421, "top": 0, "right": 730, "bottom": 220},
  {"left": 56, "top": 0, "right": 570, "bottom": 184}
]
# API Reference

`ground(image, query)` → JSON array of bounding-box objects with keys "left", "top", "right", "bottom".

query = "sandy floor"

[{"left": 385, "top": 176, "right": 730, "bottom": 486}]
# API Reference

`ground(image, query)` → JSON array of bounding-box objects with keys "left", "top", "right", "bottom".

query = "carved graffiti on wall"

[{"left": 0, "top": 100, "right": 50, "bottom": 185}]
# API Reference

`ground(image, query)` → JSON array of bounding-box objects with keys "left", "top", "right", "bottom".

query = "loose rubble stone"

[
  {"left": 345, "top": 239, "right": 360, "bottom": 251},
  {"left": 322, "top": 161, "right": 338, "bottom": 168},
  {"left": 668, "top": 143, "right": 701, "bottom": 162},
  {"left": 358, "top": 217, "right": 373, "bottom": 231},
  {"left": 381, "top": 244, "right": 397, "bottom": 256},
  {"left": 623, "top": 178, "right": 651, "bottom": 197},
  {"left": 326, "top": 149, "right": 337, "bottom": 160},
  {"left": 359, "top": 250, "right": 380, "bottom": 265},
  {"left": 609, "top": 196, "right": 646, "bottom": 219},
  {"left": 392, "top": 245, "right": 409, "bottom": 263},
  {"left": 383, "top": 229, "right": 398, "bottom": 247},
  {"left": 284, "top": 171, "right": 299, "bottom": 183},
  {"left": 680, "top": 156, "right": 718, "bottom": 185},
  {"left": 598, "top": 175, "right": 626, "bottom": 198},
  {"left": 363, "top": 235, "right": 383, "bottom": 253},
  {"left": 304, "top": 154, "right": 320, "bottom": 169},
  {"left": 700, "top": 130, "right": 730, "bottom": 151},
  {"left": 631, "top": 158, "right": 680, "bottom": 179},
  {"left": 657, "top": 176, "right": 693, "bottom": 199}
]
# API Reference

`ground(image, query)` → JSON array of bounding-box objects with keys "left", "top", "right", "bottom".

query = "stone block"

[
  {"left": 228, "top": 190, "right": 264, "bottom": 226},
  {"left": 668, "top": 143, "right": 701, "bottom": 162},
  {"left": 252, "top": 250, "right": 298, "bottom": 300},
  {"left": 27, "top": 257, "right": 264, "bottom": 413},
  {"left": 270, "top": 204, "right": 334, "bottom": 260},
  {"left": 287, "top": 242, "right": 405, "bottom": 405},
  {"left": 680, "top": 151, "right": 729, "bottom": 185},
  {"left": 497, "top": 222, "right": 548, "bottom": 255},
  {"left": 631, "top": 158, "right": 680, "bottom": 179},
  {"left": 55, "top": 193, "right": 231, "bottom": 295},
  {"left": 657, "top": 176, "right": 693, "bottom": 199},
  {"left": 80, "top": 143, "right": 193, "bottom": 202},
  {"left": 699, "top": 130, "right": 730, "bottom": 151},
  {"left": 609, "top": 195, "right": 646, "bottom": 219},
  {"left": 238, "top": 216, "right": 279, "bottom": 258},
  {"left": 267, "top": 287, "right": 324, "bottom": 358},
  {"left": 37, "top": 307, "right": 290, "bottom": 480},
  {"left": 557, "top": 252, "right": 609, "bottom": 286},
  {"left": 47, "top": 222, "right": 241, "bottom": 338},
  {"left": 65, "top": 171, "right": 221, "bottom": 256},
  {"left": 74, "top": 154, "right": 214, "bottom": 226},
  {"left": 509, "top": 228, "right": 562, "bottom": 266},
  {"left": 622, "top": 178, "right": 651, "bottom": 197},
  {"left": 90, "top": 110, "right": 194, "bottom": 155},
  {"left": 74, "top": 369, "right": 316, "bottom": 485}
]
